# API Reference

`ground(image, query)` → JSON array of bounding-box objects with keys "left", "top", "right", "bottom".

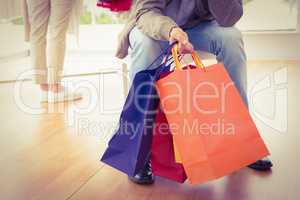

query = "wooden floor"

[{"left": 0, "top": 60, "right": 299, "bottom": 200}]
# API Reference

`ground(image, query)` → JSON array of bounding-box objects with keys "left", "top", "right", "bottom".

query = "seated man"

[{"left": 115, "top": 0, "right": 273, "bottom": 185}]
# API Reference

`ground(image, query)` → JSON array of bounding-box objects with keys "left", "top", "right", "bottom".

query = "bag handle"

[
  {"left": 171, "top": 44, "right": 205, "bottom": 71},
  {"left": 146, "top": 42, "right": 177, "bottom": 70}
]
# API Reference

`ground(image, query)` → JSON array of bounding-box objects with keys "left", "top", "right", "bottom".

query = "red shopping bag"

[
  {"left": 151, "top": 104, "right": 187, "bottom": 183},
  {"left": 96, "top": 0, "right": 132, "bottom": 12},
  {"left": 156, "top": 44, "right": 270, "bottom": 185}
]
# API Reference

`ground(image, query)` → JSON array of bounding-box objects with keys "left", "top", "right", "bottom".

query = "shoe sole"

[
  {"left": 248, "top": 163, "right": 273, "bottom": 171},
  {"left": 128, "top": 177, "right": 155, "bottom": 185}
]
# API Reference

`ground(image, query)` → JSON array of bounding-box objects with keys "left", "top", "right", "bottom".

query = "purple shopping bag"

[{"left": 100, "top": 44, "right": 174, "bottom": 176}]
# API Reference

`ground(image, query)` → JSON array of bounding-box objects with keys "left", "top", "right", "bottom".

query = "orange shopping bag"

[{"left": 156, "top": 44, "right": 270, "bottom": 185}]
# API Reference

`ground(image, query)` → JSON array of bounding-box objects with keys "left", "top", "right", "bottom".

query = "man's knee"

[
  {"left": 129, "top": 27, "right": 159, "bottom": 51},
  {"left": 128, "top": 28, "right": 163, "bottom": 80},
  {"left": 216, "top": 27, "right": 247, "bottom": 63},
  {"left": 220, "top": 27, "right": 243, "bottom": 48}
]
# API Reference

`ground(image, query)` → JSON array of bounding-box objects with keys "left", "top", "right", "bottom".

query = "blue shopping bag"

[{"left": 100, "top": 44, "right": 174, "bottom": 176}]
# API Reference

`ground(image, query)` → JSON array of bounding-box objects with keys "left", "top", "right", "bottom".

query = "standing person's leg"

[
  {"left": 26, "top": 0, "right": 50, "bottom": 90},
  {"left": 185, "top": 21, "right": 248, "bottom": 105},
  {"left": 47, "top": 0, "right": 81, "bottom": 102},
  {"left": 48, "top": 0, "right": 74, "bottom": 88},
  {"left": 128, "top": 27, "right": 164, "bottom": 81}
]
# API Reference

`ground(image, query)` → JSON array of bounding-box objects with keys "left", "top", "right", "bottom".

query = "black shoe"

[
  {"left": 248, "top": 157, "right": 273, "bottom": 171},
  {"left": 129, "top": 160, "right": 155, "bottom": 185}
]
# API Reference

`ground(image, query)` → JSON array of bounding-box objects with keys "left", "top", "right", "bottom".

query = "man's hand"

[{"left": 169, "top": 27, "right": 194, "bottom": 54}]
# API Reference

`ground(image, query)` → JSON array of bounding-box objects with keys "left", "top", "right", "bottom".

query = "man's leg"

[
  {"left": 127, "top": 27, "right": 166, "bottom": 185},
  {"left": 185, "top": 21, "right": 272, "bottom": 171},
  {"left": 185, "top": 20, "right": 248, "bottom": 105},
  {"left": 128, "top": 27, "right": 164, "bottom": 81}
]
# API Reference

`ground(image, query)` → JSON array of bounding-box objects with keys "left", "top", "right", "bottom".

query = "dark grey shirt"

[
  {"left": 116, "top": 0, "right": 243, "bottom": 58},
  {"left": 164, "top": 0, "right": 243, "bottom": 29},
  {"left": 164, "top": 0, "right": 212, "bottom": 28}
]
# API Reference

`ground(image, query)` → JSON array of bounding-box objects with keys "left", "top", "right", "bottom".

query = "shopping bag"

[
  {"left": 151, "top": 104, "right": 187, "bottom": 183},
  {"left": 96, "top": 0, "right": 132, "bottom": 12},
  {"left": 173, "top": 140, "right": 182, "bottom": 163},
  {"left": 100, "top": 44, "right": 175, "bottom": 176},
  {"left": 156, "top": 44, "right": 270, "bottom": 184}
]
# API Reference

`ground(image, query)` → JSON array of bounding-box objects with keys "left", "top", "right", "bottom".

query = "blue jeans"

[{"left": 128, "top": 21, "right": 248, "bottom": 105}]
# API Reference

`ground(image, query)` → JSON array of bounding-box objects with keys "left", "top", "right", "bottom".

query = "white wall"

[
  {"left": 243, "top": 0, "right": 300, "bottom": 60},
  {"left": 243, "top": 33, "right": 300, "bottom": 60}
]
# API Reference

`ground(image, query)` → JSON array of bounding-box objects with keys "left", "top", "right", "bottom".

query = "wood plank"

[
  {"left": 0, "top": 76, "right": 119, "bottom": 200},
  {"left": 68, "top": 165, "right": 155, "bottom": 200},
  {"left": 0, "top": 116, "right": 106, "bottom": 200}
]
